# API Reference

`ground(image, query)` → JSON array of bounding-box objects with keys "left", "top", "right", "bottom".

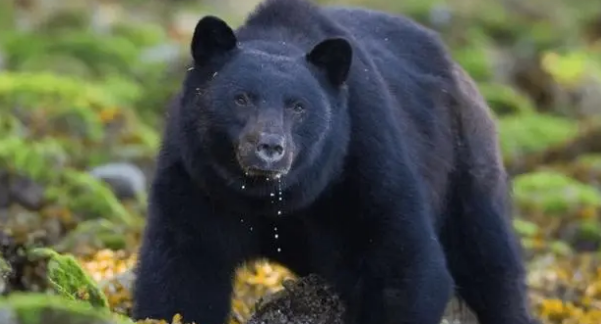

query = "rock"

[
  {"left": 247, "top": 274, "right": 478, "bottom": 324},
  {"left": 0, "top": 293, "right": 132, "bottom": 324},
  {"left": 247, "top": 274, "right": 345, "bottom": 324},
  {"left": 89, "top": 163, "right": 146, "bottom": 200},
  {"left": 8, "top": 175, "right": 45, "bottom": 211},
  {"left": 0, "top": 305, "right": 18, "bottom": 324},
  {"left": 100, "top": 269, "right": 135, "bottom": 293}
]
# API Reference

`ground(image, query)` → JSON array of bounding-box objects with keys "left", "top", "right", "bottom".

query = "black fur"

[{"left": 132, "top": 1, "right": 538, "bottom": 324}]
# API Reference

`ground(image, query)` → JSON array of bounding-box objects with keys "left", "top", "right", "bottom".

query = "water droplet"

[
  {"left": 241, "top": 185, "right": 246, "bottom": 189},
  {"left": 279, "top": 197, "right": 283, "bottom": 201},
  {"left": 274, "top": 227, "right": 278, "bottom": 232},
  {"left": 187, "top": 67, "right": 194, "bottom": 71},
  {"left": 274, "top": 234, "right": 279, "bottom": 239},
  {"left": 250, "top": 226, "right": 254, "bottom": 231},
  {"left": 266, "top": 177, "right": 270, "bottom": 181},
  {"left": 270, "top": 193, "right": 275, "bottom": 197},
  {"left": 277, "top": 211, "right": 282, "bottom": 215},
  {"left": 240, "top": 218, "right": 244, "bottom": 223},
  {"left": 277, "top": 248, "right": 282, "bottom": 252}
]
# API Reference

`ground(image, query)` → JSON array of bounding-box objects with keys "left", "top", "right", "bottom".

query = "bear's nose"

[{"left": 255, "top": 133, "right": 285, "bottom": 163}]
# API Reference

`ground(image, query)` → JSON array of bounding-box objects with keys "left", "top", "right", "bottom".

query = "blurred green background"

[{"left": 1, "top": 0, "right": 601, "bottom": 323}]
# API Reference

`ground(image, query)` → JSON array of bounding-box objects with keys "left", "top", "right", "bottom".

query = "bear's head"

[{"left": 176, "top": 16, "right": 352, "bottom": 201}]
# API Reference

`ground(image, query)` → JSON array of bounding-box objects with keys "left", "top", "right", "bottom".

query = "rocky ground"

[{"left": 1, "top": 0, "right": 601, "bottom": 323}]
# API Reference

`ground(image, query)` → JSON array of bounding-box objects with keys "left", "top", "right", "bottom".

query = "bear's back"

[
  {"left": 323, "top": 6, "right": 453, "bottom": 83},
  {"left": 324, "top": 6, "right": 459, "bottom": 215}
]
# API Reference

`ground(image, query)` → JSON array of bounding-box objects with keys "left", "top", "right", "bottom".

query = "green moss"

[
  {"left": 2, "top": 31, "right": 142, "bottom": 79},
  {"left": 513, "top": 218, "right": 540, "bottom": 237},
  {"left": 28, "top": 248, "right": 109, "bottom": 309},
  {"left": 479, "top": 82, "right": 536, "bottom": 115},
  {"left": 0, "top": 136, "right": 68, "bottom": 183},
  {"left": 575, "top": 220, "right": 601, "bottom": 244},
  {"left": 450, "top": 30, "right": 495, "bottom": 81},
  {"left": 0, "top": 293, "right": 133, "bottom": 324},
  {"left": 111, "top": 22, "right": 167, "bottom": 47},
  {"left": 54, "top": 219, "right": 128, "bottom": 253},
  {"left": 0, "top": 252, "right": 10, "bottom": 273},
  {"left": 498, "top": 113, "right": 579, "bottom": 164},
  {"left": 0, "top": 72, "right": 120, "bottom": 108},
  {"left": 0, "top": 252, "right": 10, "bottom": 294},
  {"left": 541, "top": 50, "right": 601, "bottom": 89},
  {"left": 45, "top": 169, "right": 138, "bottom": 226},
  {"left": 549, "top": 240, "right": 573, "bottom": 256},
  {"left": 513, "top": 171, "right": 601, "bottom": 217}
]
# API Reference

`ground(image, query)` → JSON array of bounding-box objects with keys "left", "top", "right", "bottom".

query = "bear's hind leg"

[{"left": 441, "top": 173, "right": 538, "bottom": 324}]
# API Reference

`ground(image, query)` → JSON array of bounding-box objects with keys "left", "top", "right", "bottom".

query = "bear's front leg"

[
  {"left": 336, "top": 164, "right": 454, "bottom": 324},
  {"left": 132, "top": 217, "right": 238, "bottom": 324},
  {"left": 343, "top": 218, "right": 453, "bottom": 324},
  {"left": 132, "top": 167, "right": 247, "bottom": 324}
]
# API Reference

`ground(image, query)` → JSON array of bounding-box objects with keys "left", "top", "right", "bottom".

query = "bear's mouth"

[
  {"left": 235, "top": 149, "right": 291, "bottom": 180},
  {"left": 243, "top": 167, "right": 287, "bottom": 179}
]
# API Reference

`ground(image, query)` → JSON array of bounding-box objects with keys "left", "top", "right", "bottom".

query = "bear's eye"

[
  {"left": 292, "top": 102, "right": 305, "bottom": 113},
  {"left": 234, "top": 93, "right": 250, "bottom": 106}
]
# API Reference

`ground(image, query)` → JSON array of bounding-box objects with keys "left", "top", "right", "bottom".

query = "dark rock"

[
  {"left": 247, "top": 274, "right": 479, "bottom": 324},
  {"left": 247, "top": 274, "right": 345, "bottom": 324}
]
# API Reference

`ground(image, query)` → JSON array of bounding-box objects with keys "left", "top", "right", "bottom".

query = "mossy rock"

[
  {"left": 0, "top": 72, "right": 140, "bottom": 143},
  {"left": 54, "top": 219, "right": 129, "bottom": 254},
  {"left": 480, "top": 82, "right": 536, "bottom": 115},
  {"left": 28, "top": 248, "right": 109, "bottom": 309},
  {"left": 498, "top": 113, "right": 579, "bottom": 166},
  {"left": 512, "top": 171, "right": 601, "bottom": 218},
  {"left": 0, "top": 252, "right": 11, "bottom": 294},
  {"left": 562, "top": 154, "right": 601, "bottom": 185},
  {"left": 0, "top": 136, "right": 68, "bottom": 183},
  {"left": 0, "top": 293, "right": 132, "bottom": 324},
  {"left": 47, "top": 169, "right": 139, "bottom": 227}
]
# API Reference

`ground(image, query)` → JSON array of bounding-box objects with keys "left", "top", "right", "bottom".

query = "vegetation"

[{"left": 1, "top": 0, "right": 601, "bottom": 323}]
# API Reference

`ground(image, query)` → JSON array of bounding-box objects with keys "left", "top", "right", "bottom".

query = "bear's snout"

[
  {"left": 237, "top": 131, "right": 292, "bottom": 178},
  {"left": 255, "top": 133, "right": 286, "bottom": 163}
]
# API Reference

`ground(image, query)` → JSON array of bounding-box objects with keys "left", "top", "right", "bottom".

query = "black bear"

[{"left": 132, "top": 1, "right": 538, "bottom": 324}]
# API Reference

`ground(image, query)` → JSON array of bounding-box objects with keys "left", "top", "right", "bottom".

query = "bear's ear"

[
  {"left": 191, "top": 16, "right": 237, "bottom": 65},
  {"left": 306, "top": 38, "right": 352, "bottom": 86}
]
